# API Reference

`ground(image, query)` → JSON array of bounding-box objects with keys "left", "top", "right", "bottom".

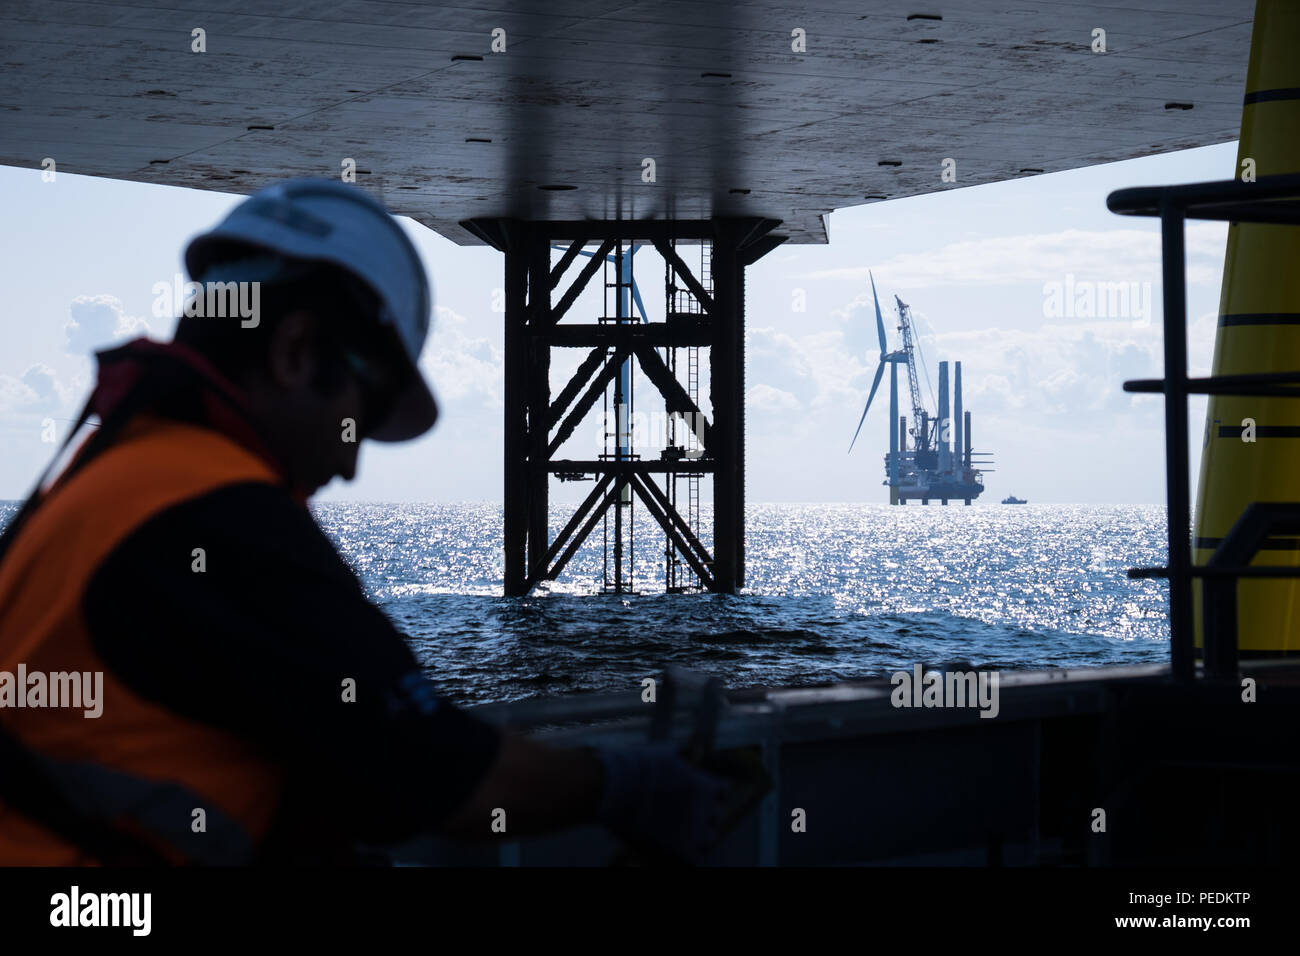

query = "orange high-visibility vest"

[{"left": 0, "top": 418, "right": 288, "bottom": 864}]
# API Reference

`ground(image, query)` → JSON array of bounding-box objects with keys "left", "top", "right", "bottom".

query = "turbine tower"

[{"left": 849, "top": 272, "right": 906, "bottom": 504}]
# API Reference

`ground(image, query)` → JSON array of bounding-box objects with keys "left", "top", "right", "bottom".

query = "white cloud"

[
  {"left": 748, "top": 325, "right": 867, "bottom": 414},
  {"left": 746, "top": 383, "right": 800, "bottom": 413},
  {"left": 0, "top": 363, "right": 72, "bottom": 415},
  {"left": 421, "top": 304, "right": 503, "bottom": 407},
  {"left": 747, "top": 315, "right": 1170, "bottom": 441},
  {"left": 807, "top": 223, "right": 1228, "bottom": 291},
  {"left": 64, "top": 295, "right": 149, "bottom": 357},
  {"left": 932, "top": 322, "right": 1165, "bottom": 421}
]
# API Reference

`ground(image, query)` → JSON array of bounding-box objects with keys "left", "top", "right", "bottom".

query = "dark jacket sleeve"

[{"left": 81, "top": 482, "right": 501, "bottom": 846}]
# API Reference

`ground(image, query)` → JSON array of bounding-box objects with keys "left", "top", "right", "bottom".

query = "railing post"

[
  {"left": 1203, "top": 570, "right": 1239, "bottom": 679},
  {"left": 1160, "top": 201, "right": 1194, "bottom": 681}
]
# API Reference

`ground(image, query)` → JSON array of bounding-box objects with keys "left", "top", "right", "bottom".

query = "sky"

[{"left": 0, "top": 143, "right": 1235, "bottom": 504}]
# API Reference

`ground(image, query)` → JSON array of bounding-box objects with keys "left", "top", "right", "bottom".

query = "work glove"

[{"left": 592, "top": 743, "right": 735, "bottom": 865}]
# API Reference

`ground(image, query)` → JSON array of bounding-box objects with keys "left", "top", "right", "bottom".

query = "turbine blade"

[
  {"left": 870, "top": 270, "right": 887, "bottom": 355},
  {"left": 631, "top": 280, "right": 649, "bottom": 324},
  {"left": 848, "top": 361, "right": 887, "bottom": 453}
]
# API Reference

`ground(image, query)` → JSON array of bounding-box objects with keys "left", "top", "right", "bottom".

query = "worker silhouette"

[{"left": 0, "top": 179, "right": 732, "bottom": 865}]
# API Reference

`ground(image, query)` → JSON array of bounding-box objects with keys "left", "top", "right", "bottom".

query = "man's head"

[
  {"left": 174, "top": 262, "right": 409, "bottom": 492},
  {"left": 176, "top": 180, "right": 437, "bottom": 494}
]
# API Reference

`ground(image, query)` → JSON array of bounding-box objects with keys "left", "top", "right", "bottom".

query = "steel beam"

[
  {"left": 523, "top": 473, "right": 615, "bottom": 593},
  {"left": 551, "top": 238, "right": 615, "bottom": 326},
  {"left": 633, "top": 345, "right": 714, "bottom": 451},
  {"left": 502, "top": 224, "right": 530, "bottom": 595},
  {"left": 653, "top": 238, "right": 715, "bottom": 315},
  {"left": 711, "top": 221, "right": 744, "bottom": 591},
  {"left": 637, "top": 471, "right": 714, "bottom": 573},
  {"left": 504, "top": 220, "right": 718, "bottom": 242},
  {"left": 547, "top": 348, "right": 628, "bottom": 457},
  {"left": 547, "top": 346, "right": 606, "bottom": 430},
  {"left": 547, "top": 476, "right": 629, "bottom": 584},
  {"left": 549, "top": 459, "right": 716, "bottom": 474},
  {"left": 526, "top": 229, "right": 552, "bottom": 582},
  {"left": 630, "top": 474, "right": 716, "bottom": 590},
  {"left": 540, "top": 322, "right": 711, "bottom": 349},
  {"left": 549, "top": 237, "right": 588, "bottom": 290},
  {"left": 489, "top": 217, "right": 782, "bottom": 596}
]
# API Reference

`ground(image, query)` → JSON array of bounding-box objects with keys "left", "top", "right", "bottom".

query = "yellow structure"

[{"left": 1194, "top": 0, "right": 1300, "bottom": 654}]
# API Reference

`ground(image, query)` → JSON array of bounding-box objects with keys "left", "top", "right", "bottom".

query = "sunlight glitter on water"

[{"left": 314, "top": 502, "right": 1169, "bottom": 704}]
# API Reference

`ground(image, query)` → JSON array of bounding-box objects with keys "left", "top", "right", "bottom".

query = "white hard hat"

[{"left": 185, "top": 178, "right": 437, "bottom": 442}]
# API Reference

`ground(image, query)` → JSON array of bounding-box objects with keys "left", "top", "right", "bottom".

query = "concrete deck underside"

[{"left": 0, "top": 0, "right": 1252, "bottom": 245}]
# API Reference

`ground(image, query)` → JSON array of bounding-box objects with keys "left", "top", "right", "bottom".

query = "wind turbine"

[{"left": 848, "top": 271, "right": 906, "bottom": 505}]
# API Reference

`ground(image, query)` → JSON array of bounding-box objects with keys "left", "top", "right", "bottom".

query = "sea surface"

[
  {"left": 315, "top": 502, "right": 1169, "bottom": 705},
  {"left": 0, "top": 501, "right": 1171, "bottom": 706}
]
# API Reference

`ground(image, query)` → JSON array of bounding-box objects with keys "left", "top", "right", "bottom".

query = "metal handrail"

[{"left": 1107, "top": 174, "right": 1300, "bottom": 680}]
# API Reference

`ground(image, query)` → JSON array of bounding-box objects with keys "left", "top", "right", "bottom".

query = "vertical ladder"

[
  {"left": 689, "top": 241, "right": 710, "bottom": 557},
  {"left": 663, "top": 238, "right": 710, "bottom": 592},
  {"left": 664, "top": 243, "right": 683, "bottom": 591}
]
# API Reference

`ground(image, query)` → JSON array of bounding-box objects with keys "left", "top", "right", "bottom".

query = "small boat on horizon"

[{"left": 1001, "top": 495, "right": 1027, "bottom": 504}]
